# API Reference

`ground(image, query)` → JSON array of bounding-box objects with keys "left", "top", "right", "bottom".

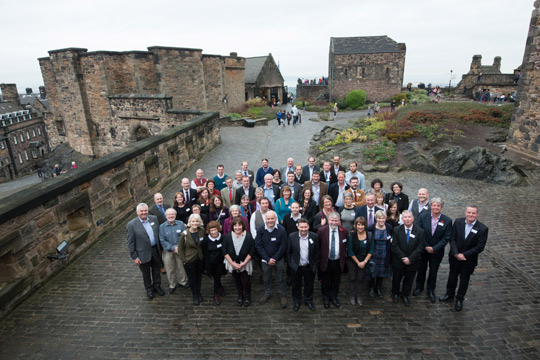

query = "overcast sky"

[{"left": 0, "top": 0, "right": 535, "bottom": 94}]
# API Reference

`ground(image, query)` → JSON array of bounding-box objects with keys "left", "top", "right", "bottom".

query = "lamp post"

[{"left": 448, "top": 70, "right": 453, "bottom": 95}]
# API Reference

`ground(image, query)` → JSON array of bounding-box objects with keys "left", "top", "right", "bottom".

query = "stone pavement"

[{"left": 1, "top": 110, "right": 540, "bottom": 359}]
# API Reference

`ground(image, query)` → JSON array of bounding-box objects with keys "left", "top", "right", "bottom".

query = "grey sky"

[{"left": 0, "top": 0, "right": 534, "bottom": 94}]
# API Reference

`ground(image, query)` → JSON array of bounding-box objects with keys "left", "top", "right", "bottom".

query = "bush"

[
  {"left": 225, "top": 113, "right": 243, "bottom": 119},
  {"left": 346, "top": 90, "right": 367, "bottom": 109},
  {"left": 392, "top": 93, "right": 408, "bottom": 104},
  {"left": 245, "top": 98, "right": 266, "bottom": 108},
  {"left": 336, "top": 98, "right": 348, "bottom": 110}
]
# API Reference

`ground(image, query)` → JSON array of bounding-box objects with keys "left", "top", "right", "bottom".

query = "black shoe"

[
  {"left": 402, "top": 296, "right": 411, "bottom": 307},
  {"left": 392, "top": 294, "right": 399, "bottom": 303},
  {"left": 323, "top": 299, "right": 330, "bottom": 308},
  {"left": 306, "top": 302, "right": 315, "bottom": 311},
  {"left": 168, "top": 286, "right": 176, "bottom": 294},
  {"left": 369, "top": 288, "right": 375, "bottom": 297},
  {"left": 455, "top": 299, "right": 463, "bottom": 311},
  {"left": 198, "top": 294, "right": 203, "bottom": 303},
  {"left": 293, "top": 302, "right": 300, "bottom": 311},
  {"left": 243, "top": 299, "right": 251, "bottom": 307},
  {"left": 413, "top": 288, "right": 423, "bottom": 296},
  {"left": 146, "top": 289, "right": 154, "bottom": 300},
  {"left": 439, "top": 294, "right": 454, "bottom": 302},
  {"left": 376, "top": 288, "right": 383, "bottom": 298},
  {"left": 331, "top": 298, "right": 341, "bottom": 308},
  {"left": 154, "top": 286, "right": 165, "bottom": 296},
  {"left": 428, "top": 290, "right": 436, "bottom": 303},
  {"left": 237, "top": 298, "right": 244, "bottom": 306},
  {"left": 193, "top": 296, "right": 200, "bottom": 305},
  {"left": 181, "top": 283, "right": 189, "bottom": 289}
]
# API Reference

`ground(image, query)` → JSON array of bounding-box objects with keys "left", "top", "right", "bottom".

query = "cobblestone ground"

[{"left": 1, "top": 109, "right": 539, "bottom": 359}]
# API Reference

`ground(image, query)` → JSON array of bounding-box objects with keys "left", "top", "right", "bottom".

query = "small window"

[
  {"left": 362, "top": 67, "right": 365, "bottom": 75},
  {"left": 0, "top": 140, "right": 4, "bottom": 149},
  {"left": 31, "top": 149, "right": 37, "bottom": 158},
  {"left": 24, "top": 150, "right": 29, "bottom": 160},
  {"left": 344, "top": 69, "right": 348, "bottom": 76},
  {"left": 20, "top": 133, "right": 24, "bottom": 142},
  {"left": 32, "top": 129, "right": 36, "bottom": 137},
  {"left": 26, "top": 131, "right": 30, "bottom": 140},
  {"left": 13, "top": 136, "right": 17, "bottom": 145},
  {"left": 37, "top": 127, "right": 42, "bottom": 136},
  {"left": 18, "top": 153, "right": 23, "bottom": 164},
  {"left": 386, "top": 67, "right": 390, "bottom": 76}
]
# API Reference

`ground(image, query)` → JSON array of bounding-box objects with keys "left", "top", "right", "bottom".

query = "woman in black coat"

[
  {"left": 384, "top": 181, "right": 409, "bottom": 213},
  {"left": 222, "top": 217, "right": 255, "bottom": 307},
  {"left": 299, "top": 187, "right": 318, "bottom": 223},
  {"left": 205, "top": 221, "right": 225, "bottom": 305}
]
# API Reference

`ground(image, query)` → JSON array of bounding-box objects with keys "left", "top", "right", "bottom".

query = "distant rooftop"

[
  {"left": 244, "top": 56, "right": 268, "bottom": 84},
  {"left": 331, "top": 36, "right": 403, "bottom": 55},
  {"left": 0, "top": 101, "right": 23, "bottom": 115}
]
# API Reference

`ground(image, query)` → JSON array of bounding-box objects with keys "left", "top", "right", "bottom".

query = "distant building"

[
  {"left": 39, "top": 47, "right": 246, "bottom": 157},
  {"left": 0, "top": 84, "right": 49, "bottom": 182},
  {"left": 244, "top": 54, "right": 285, "bottom": 104},
  {"left": 454, "top": 55, "right": 519, "bottom": 97},
  {"left": 328, "top": 36, "right": 406, "bottom": 102}
]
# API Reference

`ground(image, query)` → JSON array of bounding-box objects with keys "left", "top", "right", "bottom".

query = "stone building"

[
  {"left": 0, "top": 84, "right": 49, "bottom": 182},
  {"left": 39, "top": 46, "right": 245, "bottom": 157},
  {"left": 454, "top": 55, "right": 519, "bottom": 97},
  {"left": 328, "top": 36, "right": 406, "bottom": 102},
  {"left": 509, "top": 1, "right": 540, "bottom": 158},
  {"left": 244, "top": 54, "right": 285, "bottom": 104}
]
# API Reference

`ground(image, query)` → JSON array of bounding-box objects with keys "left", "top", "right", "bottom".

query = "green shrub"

[
  {"left": 226, "top": 113, "right": 243, "bottom": 119},
  {"left": 346, "top": 90, "right": 367, "bottom": 109},
  {"left": 336, "top": 98, "right": 348, "bottom": 110},
  {"left": 392, "top": 93, "right": 408, "bottom": 104}
]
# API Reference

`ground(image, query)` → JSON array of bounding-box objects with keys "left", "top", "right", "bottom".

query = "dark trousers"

[
  {"left": 446, "top": 257, "right": 474, "bottom": 300},
  {"left": 232, "top": 270, "right": 251, "bottom": 300},
  {"left": 139, "top": 245, "right": 162, "bottom": 290},
  {"left": 321, "top": 259, "right": 342, "bottom": 300},
  {"left": 291, "top": 265, "right": 315, "bottom": 303},
  {"left": 415, "top": 252, "right": 444, "bottom": 291},
  {"left": 392, "top": 265, "right": 417, "bottom": 297},
  {"left": 209, "top": 261, "right": 223, "bottom": 295},
  {"left": 184, "top": 258, "right": 203, "bottom": 298},
  {"left": 346, "top": 258, "right": 366, "bottom": 297}
]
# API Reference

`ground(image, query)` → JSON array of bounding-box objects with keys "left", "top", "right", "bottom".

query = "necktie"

[
  {"left": 353, "top": 191, "right": 356, "bottom": 201},
  {"left": 244, "top": 171, "right": 248, "bottom": 176},
  {"left": 368, "top": 209, "right": 373, "bottom": 226},
  {"left": 185, "top": 190, "right": 190, "bottom": 204},
  {"left": 229, "top": 188, "right": 233, "bottom": 203},
  {"left": 330, "top": 230, "right": 336, "bottom": 260},
  {"left": 159, "top": 205, "right": 165, "bottom": 218},
  {"left": 406, "top": 228, "right": 410, "bottom": 244}
]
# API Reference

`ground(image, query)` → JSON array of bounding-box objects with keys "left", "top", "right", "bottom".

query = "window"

[
  {"left": 37, "top": 127, "right": 42, "bottom": 136},
  {"left": 31, "top": 149, "right": 37, "bottom": 158},
  {"left": 20, "top": 133, "right": 24, "bottom": 142},
  {"left": 13, "top": 135, "right": 17, "bottom": 145},
  {"left": 26, "top": 131, "right": 30, "bottom": 139},
  {"left": 386, "top": 67, "right": 390, "bottom": 76},
  {"left": 0, "top": 140, "right": 4, "bottom": 150},
  {"left": 24, "top": 150, "right": 29, "bottom": 160},
  {"left": 32, "top": 129, "right": 36, "bottom": 137},
  {"left": 18, "top": 153, "right": 23, "bottom": 164}
]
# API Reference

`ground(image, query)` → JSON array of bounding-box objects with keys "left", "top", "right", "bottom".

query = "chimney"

[
  {"left": 25, "top": 88, "right": 33, "bottom": 94},
  {"left": 39, "top": 86, "right": 47, "bottom": 99},
  {"left": 493, "top": 56, "right": 501, "bottom": 71},
  {"left": 470, "top": 55, "right": 482, "bottom": 72},
  {"left": 0, "top": 83, "right": 21, "bottom": 106}
]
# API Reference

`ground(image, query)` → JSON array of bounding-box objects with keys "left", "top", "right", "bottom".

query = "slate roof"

[
  {"left": 244, "top": 56, "right": 268, "bottom": 84},
  {"left": 0, "top": 102, "right": 23, "bottom": 115},
  {"left": 331, "top": 36, "right": 402, "bottom": 55}
]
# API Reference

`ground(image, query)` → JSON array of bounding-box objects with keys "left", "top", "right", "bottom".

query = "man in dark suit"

[
  {"left": 294, "top": 165, "right": 308, "bottom": 185},
  {"left": 414, "top": 197, "right": 452, "bottom": 302},
  {"left": 440, "top": 205, "right": 488, "bottom": 311},
  {"left": 317, "top": 212, "right": 349, "bottom": 308},
  {"left": 302, "top": 156, "right": 320, "bottom": 181},
  {"left": 391, "top": 210, "right": 425, "bottom": 306},
  {"left": 283, "top": 171, "right": 303, "bottom": 202},
  {"left": 288, "top": 218, "right": 320, "bottom": 311},
  {"left": 235, "top": 175, "right": 256, "bottom": 205},
  {"left": 181, "top": 178, "right": 198, "bottom": 207},
  {"left": 126, "top": 203, "right": 165, "bottom": 299},
  {"left": 240, "top": 160, "right": 255, "bottom": 185},
  {"left": 329, "top": 155, "right": 345, "bottom": 185},
  {"left": 148, "top": 192, "right": 170, "bottom": 225},
  {"left": 328, "top": 171, "right": 350, "bottom": 208},
  {"left": 303, "top": 171, "right": 328, "bottom": 207},
  {"left": 354, "top": 193, "right": 383, "bottom": 227},
  {"left": 320, "top": 161, "right": 333, "bottom": 185},
  {"left": 221, "top": 177, "right": 236, "bottom": 208}
]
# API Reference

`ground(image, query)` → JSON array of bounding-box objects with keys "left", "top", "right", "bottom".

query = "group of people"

[
  {"left": 126, "top": 156, "right": 488, "bottom": 312},
  {"left": 276, "top": 105, "right": 301, "bottom": 126}
]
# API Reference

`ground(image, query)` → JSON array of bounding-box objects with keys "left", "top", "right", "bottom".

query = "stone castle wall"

[
  {"left": 39, "top": 47, "right": 244, "bottom": 157},
  {"left": 0, "top": 112, "right": 220, "bottom": 318},
  {"left": 296, "top": 84, "right": 328, "bottom": 101},
  {"left": 509, "top": 1, "right": 540, "bottom": 157},
  {"left": 329, "top": 49, "right": 405, "bottom": 102}
]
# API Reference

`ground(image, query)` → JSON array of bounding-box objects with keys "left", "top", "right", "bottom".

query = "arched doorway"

[{"left": 134, "top": 126, "right": 151, "bottom": 142}]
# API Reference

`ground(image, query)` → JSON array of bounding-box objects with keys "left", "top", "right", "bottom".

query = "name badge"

[
  {"left": 471, "top": 229, "right": 478, "bottom": 234},
  {"left": 387, "top": 235, "right": 392, "bottom": 240},
  {"left": 271, "top": 237, "right": 277, "bottom": 241},
  {"left": 409, "top": 233, "right": 416, "bottom": 238},
  {"left": 362, "top": 240, "right": 367, "bottom": 244},
  {"left": 309, "top": 239, "right": 313, "bottom": 244},
  {"left": 176, "top": 230, "right": 182, "bottom": 233},
  {"left": 342, "top": 239, "right": 347, "bottom": 243},
  {"left": 199, "top": 237, "right": 204, "bottom": 241},
  {"left": 186, "top": 208, "right": 191, "bottom": 212},
  {"left": 438, "top": 222, "right": 444, "bottom": 226},
  {"left": 150, "top": 222, "right": 155, "bottom": 226},
  {"left": 217, "top": 244, "right": 222, "bottom": 248},
  {"left": 423, "top": 206, "right": 428, "bottom": 210}
]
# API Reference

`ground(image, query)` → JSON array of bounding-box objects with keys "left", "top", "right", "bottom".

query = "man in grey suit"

[
  {"left": 126, "top": 203, "right": 165, "bottom": 299},
  {"left": 283, "top": 171, "right": 303, "bottom": 202},
  {"left": 280, "top": 157, "right": 296, "bottom": 183}
]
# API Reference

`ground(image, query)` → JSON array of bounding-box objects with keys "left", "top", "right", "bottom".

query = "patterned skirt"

[{"left": 373, "top": 229, "right": 392, "bottom": 278}]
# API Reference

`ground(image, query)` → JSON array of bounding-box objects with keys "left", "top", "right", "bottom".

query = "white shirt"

[
  {"left": 250, "top": 210, "right": 268, "bottom": 239},
  {"left": 299, "top": 234, "right": 309, "bottom": 266}
]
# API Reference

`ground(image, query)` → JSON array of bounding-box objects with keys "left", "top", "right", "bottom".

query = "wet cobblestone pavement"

[{"left": 1, "top": 109, "right": 539, "bottom": 359}]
